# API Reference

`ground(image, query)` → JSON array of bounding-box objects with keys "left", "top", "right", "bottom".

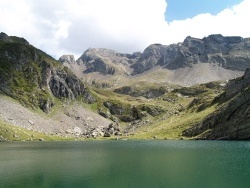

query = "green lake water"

[{"left": 0, "top": 140, "right": 250, "bottom": 188}]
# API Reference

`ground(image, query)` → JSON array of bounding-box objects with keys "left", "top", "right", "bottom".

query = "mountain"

[
  {"left": 60, "top": 34, "right": 250, "bottom": 87},
  {"left": 0, "top": 32, "right": 94, "bottom": 113},
  {"left": 133, "top": 35, "right": 250, "bottom": 73}
]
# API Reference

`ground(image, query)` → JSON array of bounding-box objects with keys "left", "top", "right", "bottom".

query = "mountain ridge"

[{"left": 60, "top": 34, "right": 250, "bottom": 87}]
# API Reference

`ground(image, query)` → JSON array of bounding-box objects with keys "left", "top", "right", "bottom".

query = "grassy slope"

[{"left": 131, "top": 106, "right": 216, "bottom": 139}]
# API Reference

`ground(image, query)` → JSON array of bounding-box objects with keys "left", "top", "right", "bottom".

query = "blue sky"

[{"left": 165, "top": 0, "right": 243, "bottom": 22}]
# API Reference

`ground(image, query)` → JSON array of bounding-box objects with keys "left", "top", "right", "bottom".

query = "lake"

[{"left": 0, "top": 140, "right": 250, "bottom": 188}]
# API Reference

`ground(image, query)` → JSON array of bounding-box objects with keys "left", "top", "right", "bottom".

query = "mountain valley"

[{"left": 0, "top": 32, "right": 250, "bottom": 141}]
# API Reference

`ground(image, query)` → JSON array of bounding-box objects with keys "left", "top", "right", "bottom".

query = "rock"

[
  {"left": 102, "top": 121, "right": 121, "bottom": 137},
  {"left": 38, "top": 138, "right": 44, "bottom": 141},
  {"left": 66, "top": 129, "right": 73, "bottom": 134},
  {"left": 113, "top": 86, "right": 167, "bottom": 99},
  {"left": 75, "top": 116, "right": 81, "bottom": 120},
  {"left": 40, "top": 99, "right": 54, "bottom": 114},
  {"left": 73, "top": 127, "right": 82, "bottom": 136},
  {"left": 28, "top": 120, "right": 34, "bottom": 125},
  {"left": 98, "top": 111, "right": 111, "bottom": 118},
  {"left": 66, "top": 127, "right": 83, "bottom": 136},
  {"left": 114, "top": 132, "right": 122, "bottom": 136},
  {"left": 103, "top": 132, "right": 111, "bottom": 137},
  {"left": 86, "top": 117, "right": 94, "bottom": 121},
  {"left": 140, "top": 105, "right": 164, "bottom": 117}
]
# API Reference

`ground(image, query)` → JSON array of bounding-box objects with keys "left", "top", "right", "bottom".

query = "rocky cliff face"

[
  {"left": 182, "top": 68, "right": 250, "bottom": 140},
  {"left": 0, "top": 32, "right": 95, "bottom": 113}
]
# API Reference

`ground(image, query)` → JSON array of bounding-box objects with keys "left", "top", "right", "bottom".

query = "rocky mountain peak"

[
  {"left": 76, "top": 48, "right": 137, "bottom": 75},
  {"left": 58, "top": 55, "right": 76, "bottom": 64}
]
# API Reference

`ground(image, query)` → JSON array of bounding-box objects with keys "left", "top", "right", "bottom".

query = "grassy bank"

[{"left": 0, "top": 120, "right": 73, "bottom": 142}]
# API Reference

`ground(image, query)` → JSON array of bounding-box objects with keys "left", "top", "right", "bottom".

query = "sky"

[
  {"left": 0, "top": 0, "right": 249, "bottom": 59},
  {"left": 165, "top": 0, "right": 243, "bottom": 22}
]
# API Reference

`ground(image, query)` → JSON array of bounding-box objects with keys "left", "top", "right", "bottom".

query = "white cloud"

[
  {"left": 0, "top": 0, "right": 249, "bottom": 59},
  {"left": 165, "top": 0, "right": 250, "bottom": 44}
]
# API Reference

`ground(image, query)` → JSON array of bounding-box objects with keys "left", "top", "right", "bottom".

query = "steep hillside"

[
  {"left": 0, "top": 32, "right": 94, "bottom": 113},
  {"left": 60, "top": 34, "right": 250, "bottom": 87},
  {"left": 0, "top": 95, "right": 113, "bottom": 141},
  {"left": 182, "top": 69, "right": 250, "bottom": 140}
]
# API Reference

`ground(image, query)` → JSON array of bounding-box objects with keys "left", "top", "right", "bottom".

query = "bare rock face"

[
  {"left": 182, "top": 68, "right": 250, "bottom": 140},
  {"left": 226, "top": 68, "right": 250, "bottom": 98}
]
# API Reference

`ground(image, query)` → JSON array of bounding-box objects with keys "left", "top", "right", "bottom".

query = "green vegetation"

[
  {"left": 0, "top": 39, "right": 56, "bottom": 110},
  {"left": 0, "top": 120, "right": 72, "bottom": 142},
  {"left": 130, "top": 105, "right": 217, "bottom": 139},
  {"left": 86, "top": 79, "right": 225, "bottom": 139}
]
